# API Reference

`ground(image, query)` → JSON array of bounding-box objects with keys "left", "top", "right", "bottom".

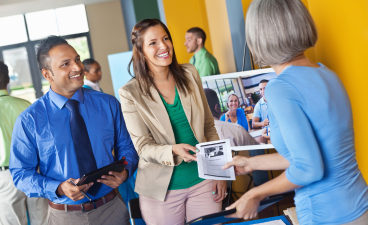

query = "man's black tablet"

[
  {"left": 185, "top": 196, "right": 283, "bottom": 225},
  {"left": 76, "top": 157, "right": 128, "bottom": 186}
]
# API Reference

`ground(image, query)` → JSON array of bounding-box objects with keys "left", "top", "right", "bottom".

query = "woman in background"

[
  {"left": 119, "top": 19, "right": 226, "bottom": 225},
  {"left": 221, "top": 94, "right": 249, "bottom": 131},
  {"left": 223, "top": 0, "right": 368, "bottom": 224}
]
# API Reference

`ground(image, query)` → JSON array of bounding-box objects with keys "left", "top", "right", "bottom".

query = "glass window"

[
  {"left": 25, "top": 9, "right": 59, "bottom": 41},
  {"left": 56, "top": 5, "right": 89, "bottom": 36},
  {"left": 66, "top": 36, "right": 91, "bottom": 61},
  {"left": 3, "top": 47, "right": 36, "bottom": 102},
  {"left": 0, "top": 15, "right": 28, "bottom": 47},
  {"left": 231, "top": 78, "right": 245, "bottom": 106}
]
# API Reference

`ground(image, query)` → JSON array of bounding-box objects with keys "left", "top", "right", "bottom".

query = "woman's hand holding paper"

[
  {"left": 222, "top": 155, "right": 253, "bottom": 176},
  {"left": 172, "top": 144, "right": 198, "bottom": 163}
]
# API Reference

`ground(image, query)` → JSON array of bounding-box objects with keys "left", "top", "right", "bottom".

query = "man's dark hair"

[
  {"left": 259, "top": 79, "right": 269, "bottom": 84},
  {"left": 83, "top": 58, "right": 98, "bottom": 72},
  {"left": 187, "top": 27, "right": 206, "bottom": 46},
  {"left": 0, "top": 61, "right": 9, "bottom": 89},
  {"left": 36, "top": 36, "right": 68, "bottom": 71},
  {"left": 204, "top": 88, "right": 221, "bottom": 119}
]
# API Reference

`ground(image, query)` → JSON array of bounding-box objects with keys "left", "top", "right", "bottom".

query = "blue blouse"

[
  {"left": 220, "top": 108, "right": 248, "bottom": 131},
  {"left": 266, "top": 63, "right": 368, "bottom": 224}
]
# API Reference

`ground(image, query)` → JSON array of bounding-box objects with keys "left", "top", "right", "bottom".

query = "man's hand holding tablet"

[{"left": 97, "top": 169, "right": 128, "bottom": 188}]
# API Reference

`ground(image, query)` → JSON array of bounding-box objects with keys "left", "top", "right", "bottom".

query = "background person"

[
  {"left": 82, "top": 58, "right": 103, "bottom": 92},
  {"left": 10, "top": 36, "right": 138, "bottom": 225},
  {"left": 0, "top": 61, "right": 48, "bottom": 225},
  {"left": 184, "top": 27, "right": 220, "bottom": 78},
  {"left": 223, "top": 0, "right": 368, "bottom": 224},
  {"left": 204, "top": 88, "right": 258, "bottom": 147},
  {"left": 220, "top": 94, "right": 249, "bottom": 131},
  {"left": 119, "top": 19, "right": 226, "bottom": 225},
  {"left": 252, "top": 79, "right": 269, "bottom": 129}
]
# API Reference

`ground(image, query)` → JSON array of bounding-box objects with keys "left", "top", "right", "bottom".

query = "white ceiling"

[{"left": 0, "top": 0, "right": 116, "bottom": 17}]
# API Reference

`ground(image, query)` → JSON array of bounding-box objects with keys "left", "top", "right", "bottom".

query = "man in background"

[
  {"left": 0, "top": 61, "right": 48, "bottom": 225},
  {"left": 10, "top": 36, "right": 138, "bottom": 225},
  {"left": 204, "top": 88, "right": 258, "bottom": 146},
  {"left": 184, "top": 27, "right": 220, "bottom": 78},
  {"left": 252, "top": 79, "right": 269, "bottom": 129},
  {"left": 83, "top": 58, "right": 103, "bottom": 92}
]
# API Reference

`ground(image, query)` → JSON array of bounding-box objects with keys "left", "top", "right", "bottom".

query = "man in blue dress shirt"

[
  {"left": 10, "top": 36, "right": 138, "bottom": 225},
  {"left": 252, "top": 79, "right": 269, "bottom": 129}
]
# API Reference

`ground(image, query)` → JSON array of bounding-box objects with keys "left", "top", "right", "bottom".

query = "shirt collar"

[
  {"left": 194, "top": 47, "right": 207, "bottom": 59},
  {"left": 49, "top": 88, "right": 84, "bottom": 109},
  {"left": 0, "top": 89, "right": 9, "bottom": 96},
  {"left": 84, "top": 79, "right": 99, "bottom": 89},
  {"left": 260, "top": 97, "right": 267, "bottom": 105}
]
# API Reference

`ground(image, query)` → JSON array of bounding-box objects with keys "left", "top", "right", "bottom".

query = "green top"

[
  {"left": 189, "top": 47, "right": 220, "bottom": 79},
  {"left": 0, "top": 90, "right": 31, "bottom": 166},
  {"left": 159, "top": 88, "right": 204, "bottom": 190}
]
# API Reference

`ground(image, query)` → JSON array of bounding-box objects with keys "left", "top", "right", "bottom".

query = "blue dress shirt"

[
  {"left": 266, "top": 63, "right": 368, "bottom": 224},
  {"left": 220, "top": 108, "right": 248, "bottom": 131},
  {"left": 10, "top": 88, "right": 138, "bottom": 205},
  {"left": 253, "top": 97, "right": 268, "bottom": 122}
]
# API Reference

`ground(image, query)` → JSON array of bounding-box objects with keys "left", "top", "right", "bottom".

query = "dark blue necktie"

[
  {"left": 65, "top": 99, "right": 101, "bottom": 196},
  {"left": 192, "top": 55, "right": 196, "bottom": 66}
]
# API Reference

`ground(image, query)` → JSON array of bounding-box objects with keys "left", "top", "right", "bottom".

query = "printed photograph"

[{"left": 204, "top": 145, "right": 224, "bottom": 158}]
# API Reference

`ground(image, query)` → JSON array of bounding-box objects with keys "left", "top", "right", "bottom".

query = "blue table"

[{"left": 228, "top": 216, "right": 291, "bottom": 225}]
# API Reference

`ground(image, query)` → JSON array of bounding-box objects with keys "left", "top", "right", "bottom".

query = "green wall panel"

[{"left": 133, "top": 0, "right": 161, "bottom": 22}]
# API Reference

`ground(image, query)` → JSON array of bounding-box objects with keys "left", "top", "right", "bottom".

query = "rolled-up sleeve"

[
  {"left": 10, "top": 117, "right": 62, "bottom": 200},
  {"left": 266, "top": 80, "right": 324, "bottom": 186},
  {"left": 113, "top": 99, "right": 139, "bottom": 179}
]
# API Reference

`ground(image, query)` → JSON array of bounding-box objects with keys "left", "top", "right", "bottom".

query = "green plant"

[{"left": 251, "top": 93, "right": 261, "bottom": 105}]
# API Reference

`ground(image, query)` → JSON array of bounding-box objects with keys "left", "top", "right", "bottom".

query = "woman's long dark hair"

[{"left": 128, "top": 19, "right": 193, "bottom": 101}]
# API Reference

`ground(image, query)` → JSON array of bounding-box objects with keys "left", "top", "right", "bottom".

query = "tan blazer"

[{"left": 119, "top": 64, "right": 219, "bottom": 201}]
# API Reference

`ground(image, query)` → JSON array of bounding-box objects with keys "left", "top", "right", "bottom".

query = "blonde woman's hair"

[{"left": 227, "top": 93, "right": 239, "bottom": 108}]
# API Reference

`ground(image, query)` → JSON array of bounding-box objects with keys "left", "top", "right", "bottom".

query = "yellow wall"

[
  {"left": 204, "top": 0, "right": 236, "bottom": 74},
  {"left": 86, "top": 1, "right": 129, "bottom": 96},
  {"left": 163, "top": 0, "right": 213, "bottom": 64},
  {"left": 307, "top": 0, "right": 368, "bottom": 180}
]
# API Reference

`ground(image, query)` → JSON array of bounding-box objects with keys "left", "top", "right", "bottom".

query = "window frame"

[{"left": 0, "top": 27, "right": 93, "bottom": 99}]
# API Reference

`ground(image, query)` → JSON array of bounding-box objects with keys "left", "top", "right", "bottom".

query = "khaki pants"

[
  {"left": 0, "top": 170, "right": 48, "bottom": 225},
  {"left": 47, "top": 195, "right": 130, "bottom": 225}
]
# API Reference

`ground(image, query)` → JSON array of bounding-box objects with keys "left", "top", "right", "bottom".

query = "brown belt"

[{"left": 48, "top": 189, "right": 117, "bottom": 212}]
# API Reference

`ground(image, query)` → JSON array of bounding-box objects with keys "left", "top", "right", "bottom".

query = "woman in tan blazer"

[{"left": 119, "top": 19, "right": 227, "bottom": 225}]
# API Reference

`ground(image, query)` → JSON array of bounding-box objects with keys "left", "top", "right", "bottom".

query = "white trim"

[
  {"left": 231, "top": 144, "right": 274, "bottom": 151},
  {"left": 202, "top": 68, "right": 274, "bottom": 82},
  {"left": 0, "top": 0, "right": 115, "bottom": 18}
]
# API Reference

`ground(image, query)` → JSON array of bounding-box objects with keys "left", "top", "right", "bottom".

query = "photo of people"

[{"left": 204, "top": 145, "right": 224, "bottom": 158}]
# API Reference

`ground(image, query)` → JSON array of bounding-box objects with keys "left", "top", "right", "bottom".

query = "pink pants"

[{"left": 139, "top": 180, "right": 222, "bottom": 225}]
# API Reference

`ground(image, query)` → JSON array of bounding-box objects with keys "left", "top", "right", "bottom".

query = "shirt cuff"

[
  {"left": 125, "top": 162, "right": 134, "bottom": 179},
  {"left": 46, "top": 179, "right": 63, "bottom": 201}
]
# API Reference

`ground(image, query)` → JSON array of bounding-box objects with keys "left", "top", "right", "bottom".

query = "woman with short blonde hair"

[{"left": 223, "top": 0, "right": 368, "bottom": 224}]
